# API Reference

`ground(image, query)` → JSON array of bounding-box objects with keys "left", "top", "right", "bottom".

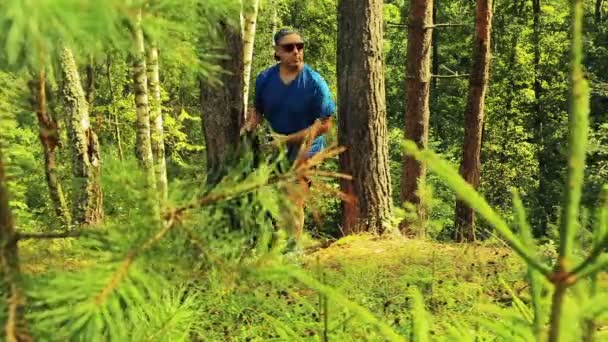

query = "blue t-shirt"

[{"left": 254, "top": 64, "right": 336, "bottom": 159}]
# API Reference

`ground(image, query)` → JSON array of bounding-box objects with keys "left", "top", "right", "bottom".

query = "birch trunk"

[
  {"left": 242, "top": 0, "right": 260, "bottom": 118},
  {"left": 146, "top": 46, "right": 168, "bottom": 200}
]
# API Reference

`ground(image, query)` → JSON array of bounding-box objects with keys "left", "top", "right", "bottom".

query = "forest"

[{"left": 0, "top": 0, "right": 607, "bottom": 340}]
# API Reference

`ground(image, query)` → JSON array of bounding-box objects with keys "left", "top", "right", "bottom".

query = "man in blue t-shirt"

[{"left": 243, "top": 28, "right": 336, "bottom": 239}]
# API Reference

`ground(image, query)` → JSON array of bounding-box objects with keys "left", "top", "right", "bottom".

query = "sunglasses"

[{"left": 279, "top": 42, "right": 305, "bottom": 52}]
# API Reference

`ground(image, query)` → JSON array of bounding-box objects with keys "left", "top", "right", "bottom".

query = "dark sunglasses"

[{"left": 279, "top": 42, "right": 305, "bottom": 52}]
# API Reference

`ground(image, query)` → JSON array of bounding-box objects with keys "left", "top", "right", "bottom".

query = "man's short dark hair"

[{"left": 273, "top": 28, "right": 301, "bottom": 46}]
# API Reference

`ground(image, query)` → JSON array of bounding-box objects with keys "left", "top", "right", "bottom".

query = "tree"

[
  {"left": 337, "top": 0, "right": 392, "bottom": 234},
  {"left": 147, "top": 47, "right": 169, "bottom": 200},
  {"left": 30, "top": 70, "right": 71, "bottom": 226},
  {"left": 200, "top": 19, "right": 244, "bottom": 186},
  {"left": 133, "top": 9, "right": 156, "bottom": 189},
  {"left": 0, "top": 146, "right": 30, "bottom": 342},
  {"left": 454, "top": 0, "right": 493, "bottom": 242},
  {"left": 400, "top": 0, "right": 434, "bottom": 234},
  {"left": 242, "top": 0, "right": 260, "bottom": 116},
  {"left": 597, "top": 0, "right": 604, "bottom": 23},
  {"left": 60, "top": 47, "right": 103, "bottom": 226}
]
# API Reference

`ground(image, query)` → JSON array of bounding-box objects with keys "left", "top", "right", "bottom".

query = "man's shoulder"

[
  {"left": 303, "top": 64, "right": 329, "bottom": 88},
  {"left": 257, "top": 64, "right": 279, "bottom": 80}
]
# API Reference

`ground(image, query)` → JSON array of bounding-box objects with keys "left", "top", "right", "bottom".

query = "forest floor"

[{"left": 19, "top": 234, "right": 608, "bottom": 340}]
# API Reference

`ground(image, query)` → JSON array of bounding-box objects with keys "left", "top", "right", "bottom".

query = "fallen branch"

[{"left": 17, "top": 230, "right": 80, "bottom": 241}]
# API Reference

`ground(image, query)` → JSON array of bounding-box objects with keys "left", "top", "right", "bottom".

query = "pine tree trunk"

[
  {"left": 200, "top": 21, "right": 244, "bottom": 186},
  {"left": 0, "top": 147, "right": 30, "bottom": 342},
  {"left": 146, "top": 46, "right": 168, "bottom": 200},
  {"left": 454, "top": 0, "right": 493, "bottom": 242},
  {"left": 401, "top": 0, "right": 434, "bottom": 234},
  {"left": 242, "top": 0, "right": 260, "bottom": 118},
  {"left": 60, "top": 47, "right": 104, "bottom": 226},
  {"left": 133, "top": 10, "right": 156, "bottom": 189},
  {"left": 597, "top": 0, "right": 604, "bottom": 23},
  {"left": 30, "top": 70, "right": 71, "bottom": 226},
  {"left": 338, "top": 0, "right": 393, "bottom": 235}
]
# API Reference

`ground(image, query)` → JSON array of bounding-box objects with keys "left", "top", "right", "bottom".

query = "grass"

[{"left": 18, "top": 233, "right": 608, "bottom": 340}]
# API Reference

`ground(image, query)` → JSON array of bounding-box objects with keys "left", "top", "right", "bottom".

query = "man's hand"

[{"left": 240, "top": 108, "right": 261, "bottom": 135}]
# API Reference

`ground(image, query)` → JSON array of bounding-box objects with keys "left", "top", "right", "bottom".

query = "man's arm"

[{"left": 241, "top": 108, "right": 262, "bottom": 134}]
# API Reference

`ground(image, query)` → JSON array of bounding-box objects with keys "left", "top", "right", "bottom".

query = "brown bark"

[
  {"left": 338, "top": 0, "right": 393, "bottom": 235},
  {"left": 401, "top": 0, "right": 434, "bottom": 234},
  {"left": 0, "top": 147, "right": 30, "bottom": 342},
  {"left": 60, "top": 47, "right": 104, "bottom": 226},
  {"left": 454, "top": 0, "right": 493, "bottom": 242},
  {"left": 30, "top": 70, "right": 71, "bottom": 226},
  {"left": 133, "top": 9, "right": 156, "bottom": 189},
  {"left": 200, "top": 20, "right": 244, "bottom": 186},
  {"left": 147, "top": 46, "right": 168, "bottom": 200}
]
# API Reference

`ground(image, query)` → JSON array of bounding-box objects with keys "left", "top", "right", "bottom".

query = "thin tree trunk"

[
  {"left": 596, "top": 0, "right": 604, "bottom": 23},
  {"left": 106, "top": 55, "right": 125, "bottom": 161},
  {"left": 338, "top": 0, "right": 393, "bottom": 235},
  {"left": 532, "top": 0, "right": 549, "bottom": 236},
  {"left": 60, "top": 47, "right": 104, "bottom": 226},
  {"left": 146, "top": 46, "right": 168, "bottom": 201},
  {"left": 0, "top": 147, "right": 30, "bottom": 342},
  {"left": 30, "top": 70, "right": 71, "bottom": 226},
  {"left": 242, "top": 0, "right": 260, "bottom": 119},
  {"left": 200, "top": 21, "right": 244, "bottom": 186},
  {"left": 432, "top": 4, "right": 439, "bottom": 92},
  {"left": 401, "top": 0, "right": 434, "bottom": 235},
  {"left": 454, "top": 0, "right": 493, "bottom": 242},
  {"left": 133, "top": 9, "right": 156, "bottom": 190}
]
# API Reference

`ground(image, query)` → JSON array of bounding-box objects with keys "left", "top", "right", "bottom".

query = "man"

[{"left": 244, "top": 28, "right": 336, "bottom": 240}]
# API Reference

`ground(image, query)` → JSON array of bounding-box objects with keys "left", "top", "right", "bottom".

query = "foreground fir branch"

[{"left": 404, "top": 0, "right": 605, "bottom": 339}]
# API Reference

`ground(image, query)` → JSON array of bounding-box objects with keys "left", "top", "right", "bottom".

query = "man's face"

[{"left": 275, "top": 33, "right": 304, "bottom": 68}]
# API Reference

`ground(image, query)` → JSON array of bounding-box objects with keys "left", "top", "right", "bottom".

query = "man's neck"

[{"left": 279, "top": 63, "right": 303, "bottom": 76}]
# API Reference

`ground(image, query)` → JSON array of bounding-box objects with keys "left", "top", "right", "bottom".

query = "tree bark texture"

[
  {"left": 146, "top": 47, "right": 168, "bottom": 201},
  {"left": 60, "top": 47, "right": 104, "bottom": 226},
  {"left": 242, "top": 0, "right": 260, "bottom": 118},
  {"left": 454, "top": 0, "right": 493, "bottom": 242},
  {"left": 338, "top": 0, "right": 393, "bottom": 235},
  {"left": 30, "top": 71, "right": 71, "bottom": 226},
  {"left": 401, "top": 0, "right": 434, "bottom": 233},
  {"left": 133, "top": 10, "right": 156, "bottom": 189},
  {"left": 200, "top": 21, "right": 244, "bottom": 186}
]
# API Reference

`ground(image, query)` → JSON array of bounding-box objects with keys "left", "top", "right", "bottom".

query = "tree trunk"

[
  {"left": 133, "top": 10, "right": 156, "bottom": 189},
  {"left": 30, "top": 70, "right": 71, "bottom": 226},
  {"left": 200, "top": 20, "right": 244, "bottom": 186},
  {"left": 0, "top": 147, "right": 30, "bottom": 342},
  {"left": 532, "top": 0, "right": 550, "bottom": 236},
  {"left": 146, "top": 46, "right": 168, "bottom": 201},
  {"left": 454, "top": 0, "right": 493, "bottom": 242},
  {"left": 338, "top": 0, "right": 393, "bottom": 235},
  {"left": 400, "top": 0, "right": 434, "bottom": 235},
  {"left": 432, "top": 4, "right": 439, "bottom": 92},
  {"left": 60, "top": 47, "right": 104, "bottom": 226},
  {"left": 597, "top": 0, "right": 604, "bottom": 23},
  {"left": 106, "top": 55, "right": 125, "bottom": 161},
  {"left": 242, "top": 0, "right": 260, "bottom": 118},
  {"left": 85, "top": 58, "right": 104, "bottom": 137}
]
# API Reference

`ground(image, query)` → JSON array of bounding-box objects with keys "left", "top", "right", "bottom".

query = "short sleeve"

[{"left": 312, "top": 76, "right": 336, "bottom": 119}]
